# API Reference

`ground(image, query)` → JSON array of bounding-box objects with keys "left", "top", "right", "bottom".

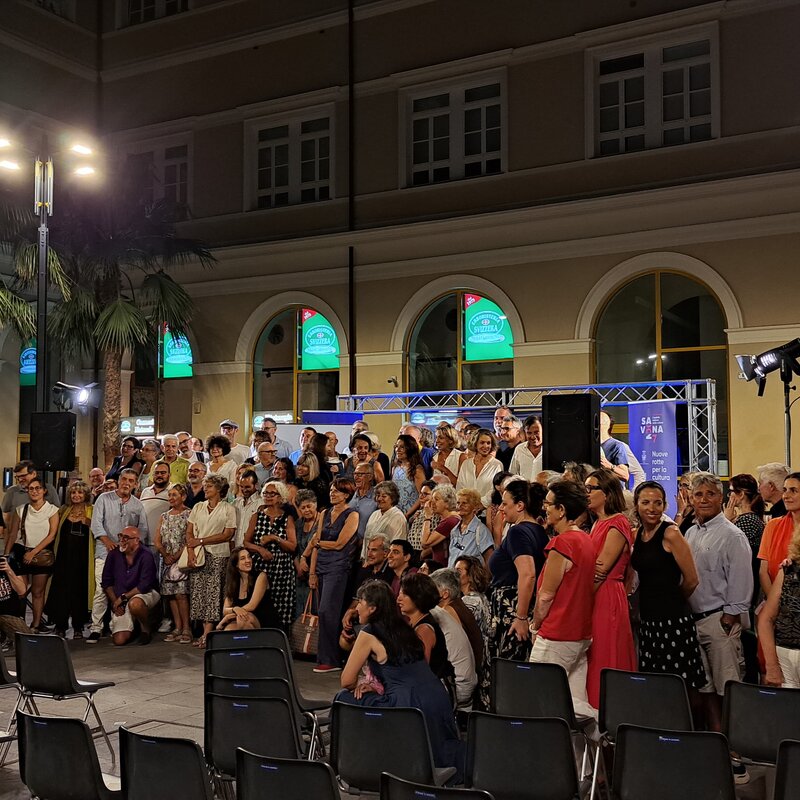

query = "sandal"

[
  {"left": 179, "top": 629, "right": 192, "bottom": 644},
  {"left": 192, "top": 636, "right": 207, "bottom": 649},
  {"left": 164, "top": 632, "right": 180, "bottom": 642},
  {"left": 72, "top": 629, "right": 83, "bottom": 640}
]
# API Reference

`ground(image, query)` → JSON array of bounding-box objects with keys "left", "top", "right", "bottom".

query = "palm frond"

[
  {"left": 0, "top": 200, "right": 35, "bottom": 241},
  {"left": 48, "top": 288, "right": 100, "bottom": 364},
  {"left": 140, "top": 271, "right": 193, "bottom": 338},
  {"left": 93, "top": 298, "right": 149, "bottom": 353},
  {"left": 11, "top": 241, "right": 72, "bottom": 299},
  {"left": 0, "top": 284, "right": 35, "bottom": 342}
]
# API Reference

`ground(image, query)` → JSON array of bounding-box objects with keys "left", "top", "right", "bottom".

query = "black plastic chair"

[
  {"left": 14, "top": 632, "right": 116, "bottom": 763},
  {"left": 722, "top": 680, "right": 800, "bottom": 766},
  {"left": 330, "top": 701, "right": 456, "bottom": 793},
  {"left": 592, "top": 668, "right": 693, "bottom": 800},
  {"left": 205, "top": 694, "right": 302, "bottom": 790},
  {"left": 206, "top": 676, "right": 317, "bottom": 758},
  {"left": 119, "top": 725, "right": 215, "bottom": 800},
  {"left": 491, "top": 659, "right": 596, "bottom": 779},
  {"left": 775, "top": 739, "right": 800, "bottom": 800},
  {"left": 465, "top": 712, "right": 579, "bottom": 800},
  {"left": 381, "top": 772, "right": 494, "bottom": 800},
  {"left": 17, "top": 709, "right": 121, "bottom": 800},
  {"left": 236, "top": 749, "right": 340, "bottom": 800},
  {"left": 207, "top": 627, "right": 291, "bottom": 652},
  {"left": 0, "top": 652, "right": 21, "bottom": 766},
  {"left": 613, "top": 724, "right": 735, "bottom": 800}
]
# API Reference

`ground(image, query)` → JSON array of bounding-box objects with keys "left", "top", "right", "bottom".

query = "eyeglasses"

[
  {"left": 263, "top": 491, "right": 280, "bottom": 497},
  {"left": 586, "top": 485, "right": 604, "bottom": 492},
  {"left": 260, "top": 450, "right": 277, "bottom": 455},
  {"left": 27, "top": 485, "right": 43, "bottom": 492},
  {"left": 14, "top": 472, "right": 30, "bottom": 482},
  {"left": 118, "top": 534, "right": 138, "bottom": 542}
]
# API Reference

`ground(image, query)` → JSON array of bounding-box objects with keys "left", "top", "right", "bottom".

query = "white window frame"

[
  {"left": 399, "top": 68, "right": 507, "bottom": 189},
  {"left": 115, "top": 0, "right": 191, "bottom": 29},
  {"left": 28, "top": 0, "right": 76, "bottom": 21},
  {"left": 584, "top": 22, "right": 720, "bottom": 159},
  {"left": 244, "top": 105, "right": 335, "bottom": 212},
  {"left": 123, "top": 135, "right": 192, "bottom": 208}
]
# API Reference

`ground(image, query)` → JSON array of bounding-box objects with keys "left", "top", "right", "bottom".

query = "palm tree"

[{"left": 1, "top": 189, "right": 214, "bottom": 467}]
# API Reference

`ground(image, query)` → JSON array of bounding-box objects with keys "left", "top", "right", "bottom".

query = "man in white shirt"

[
  {"left": 220, "top": 419, "right": 251, "bottom": 465},
  {"left": 510, "top": 415, "right": 543, "bottom": 481},
  {"left": 176, "top": 431, "right": 203, "bottom": 463},
  {"left": 139, "top": 462, "right": 172, "bottom": 551},
  {"left": 233, "top": 469, "right": 261, "bottom": 548}
]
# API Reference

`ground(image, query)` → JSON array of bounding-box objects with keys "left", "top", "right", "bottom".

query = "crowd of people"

[{"left": 0, "top": 409, "right": 796, "bottom": 783}]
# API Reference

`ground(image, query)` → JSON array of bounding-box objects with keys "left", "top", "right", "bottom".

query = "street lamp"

[{"left": 0, "top": 136, "right": 97, "bottom": 413}]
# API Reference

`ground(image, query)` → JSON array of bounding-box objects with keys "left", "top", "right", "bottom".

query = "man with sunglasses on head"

[{"left": 87, "top": 469, "right": 149, "bottom": 644}]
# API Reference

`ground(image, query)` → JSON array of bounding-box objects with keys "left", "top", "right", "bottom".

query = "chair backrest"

[
  {"left": 775, "top": 739, "right": 800, "bottom": 800},
  {"left": 0, "top": 653, "right": 15, "bottom": 686},
  {"left": 205, "top": 646, "right": 291, "bottom": 683},
  {"left": 205, "top": 694, "right": 301, "bottom": 777},
  {"left": 613, "top": 724, "right": 735, "bottom": 800},
  {"left": 119, "top": 725, "right": 214, "bottom": 800},
  {"left": 17, "top": 710, "right": 113, "bottom": 800},
  {"left": 15, "top": 633, "right": 78, "bottom": 696},
  {"left": 330, "top": 701, "right": 438, "bottom": 793},
  {"left": 600, "top": 668, "right": 693, "bottom": 740},
  {"left": 206, "top": 676, "right": 307, "bottom": 740},
  {"left": 723, "top": 681, "right": 800, "bottom": 765},
  {"left": 207, "top": 628, "right": 291, "bottom": 652},
  {"left": 381, "top": 772, "right": 495, "bottom": 800},
  {"left": 490, "top": 659, "right": 577, "bottom": 728},
  {"left": 236, "top": 750, "right": 339, "bottom": 800},
  {"left": 465, "top": 712, "right": 578, "bottom": 800}
]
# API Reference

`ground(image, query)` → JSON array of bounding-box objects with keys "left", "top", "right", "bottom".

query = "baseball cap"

[{"left": 219, "top": 419, "right": 239, "bottom": 429}]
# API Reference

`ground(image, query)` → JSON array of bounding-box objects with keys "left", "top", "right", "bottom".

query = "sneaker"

[
  {"left": 0, "top": 640, "right": 11, "bottom": 653},
  {"left": 732, "top": 762, "right": 750, "bottom": 785},
  {"left": 158, "top": 619, "right": 173, "bottom": 633},
  {"left": 312, "top": 664, "right": 341, "bottom": 674},
  {"left": 86, "top": 632, "right": 101, "bottom": 644}
]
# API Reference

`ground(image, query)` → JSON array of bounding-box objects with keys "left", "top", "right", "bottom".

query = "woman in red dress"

[{"left": 584, "top": 468, "right": 636, "bottom": 709}]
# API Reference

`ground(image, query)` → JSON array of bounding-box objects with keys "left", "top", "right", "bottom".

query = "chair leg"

[
  {"left": 588, "top": 742, "right": 602, "bottom": 800},
  {"left": 0, "top": 691, "right": 22, "bottom": 767},
  {"left": 82, "top": 695, "right": 116, "bottom": 767}
]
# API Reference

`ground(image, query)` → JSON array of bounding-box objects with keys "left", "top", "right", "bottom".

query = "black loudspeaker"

[
  {"left": 542, "top": 394, "right": 601, "bottom": 471},
  {"left": 30, "top": 412, "right": 77, "bottom": 471}
]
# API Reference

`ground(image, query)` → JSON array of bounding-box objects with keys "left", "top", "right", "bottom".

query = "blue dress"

[
  {"left": 391, "top": 465, "right": 419, "bottom": 515},
  {"left": 335, "top": 623, "right": 464, "bottom": 780}
]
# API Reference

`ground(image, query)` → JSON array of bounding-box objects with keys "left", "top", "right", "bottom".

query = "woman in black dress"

[
  {"left": 47, "top": 481, "right": 93, "bottom": 638},
  {"left": 106, "top": 436, "right": 144, "bottom": 482},
  {"left": 630, "top": 481, "right": 706, "bottom": 687},
  {"left": 217, "top": 547, "right": 279, "bottom": 630}
]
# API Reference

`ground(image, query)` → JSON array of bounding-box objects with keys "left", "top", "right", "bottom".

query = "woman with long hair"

[
  {"left": 308, "top": 477, "right": 360, "bottom": 672},
  {"left": 154, "top": 484, "right": 192, "bottom": 643},
  {"left": 295, "top": 452, "right": 330, "bottom": 509},
  {"left": 630, "top": 481, "right": 705, "bottom": 687},
  {"left": 47, "top": 481, "right": 94, "bottom": 639},
  {"left": 726, "top": 473, "right": 766, "bottom": 608},
  {"left": 456, "top": 428, "right": 503, "bottom": 509},
  {"left": 584, "top": 468, "right": 637, "bottom": 709},
  {"left": 244, "top": 480, "right": 297, "bottom": 631},
  {"left": 106, "top": 436, "right": 144, "bottom": 482},
  {"left": 337, "top": 579, "right": 464, "bottom": 779},
  {"left": 391, "top": 434, "right": 426, "bottom": 515},
  {"left": 217, "top": 547, "right": 279, "bottom": 630},
  {"left": 430, "top": 424, "right": 466, "bottom": 486}
]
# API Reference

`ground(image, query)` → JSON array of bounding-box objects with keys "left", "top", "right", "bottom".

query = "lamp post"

[{"left": 1, "top": 136, "right": 96, "bottom": 413}]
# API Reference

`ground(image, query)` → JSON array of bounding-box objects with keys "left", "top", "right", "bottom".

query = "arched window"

[
  {"left": 253, "top": 306, "right": 340, "bottom": 422},
  {"left": 595, "top": 271, "right": 729, "bottom": 471},
  {"left": 408, "top": 291, "right": 514, "bottom": 392}
]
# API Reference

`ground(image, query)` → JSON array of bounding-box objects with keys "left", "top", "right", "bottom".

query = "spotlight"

[
  {"left": 736, "top": 338, "right": 800, "bottom": 397},
  {"left": 52, "top": 381, "right": 98, "bottom": 412}
]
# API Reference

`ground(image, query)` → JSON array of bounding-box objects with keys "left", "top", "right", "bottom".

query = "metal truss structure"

[{"left": 338, "top": 379, "right": 718, "bottom": 473}]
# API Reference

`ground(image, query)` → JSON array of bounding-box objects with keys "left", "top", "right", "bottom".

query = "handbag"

[
  {"left": 290, "top": 590, "right": 319, "bottom": 656},
  {"left": 18, "top": 505, "right": 55, "bottom": 568},
  {"left": 177, "top": 543, "right": 206, "bottom": 572}
]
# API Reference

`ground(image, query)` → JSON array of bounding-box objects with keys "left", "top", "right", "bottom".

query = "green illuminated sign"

[
  {"left": 161, "top": 326, "right": 193, "bottom": 379},
  {"left": 299, "top": 308, "right": 339, "bottom": 371},
  {"left": 463, "top": 293, "right": 513, "bottom": 362},
  {"left": 20, "top": 340, "right": 36, "bottom": 386}
]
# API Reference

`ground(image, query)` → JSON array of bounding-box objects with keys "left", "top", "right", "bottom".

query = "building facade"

[{"left": 1, "top": 0, "right": 799, "bottom": 475}]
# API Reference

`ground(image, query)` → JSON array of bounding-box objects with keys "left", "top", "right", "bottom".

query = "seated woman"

[
  {"left": 337, "top": 579, "right": 464, "bottom": 780},
  {"left": 217, "top": 547, "right": 279, "bottom": 631}
]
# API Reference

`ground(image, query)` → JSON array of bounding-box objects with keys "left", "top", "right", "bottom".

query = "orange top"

[{"left": 757, "top": 514, "right": 795, "bottom": 580}]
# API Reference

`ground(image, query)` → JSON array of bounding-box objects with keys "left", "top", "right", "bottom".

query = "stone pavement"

[{"left": 0, "top": 635, "right": 772, "bottom": 799}]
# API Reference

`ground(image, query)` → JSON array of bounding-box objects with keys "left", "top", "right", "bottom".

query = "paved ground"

[{"left": 0, "top": 634, "right": 772, "bottom": 799}]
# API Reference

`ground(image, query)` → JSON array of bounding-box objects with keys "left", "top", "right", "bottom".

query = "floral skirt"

[
  {"left": 190, "top": 554, "right": 228, "bottom": 622},
  {"left": 477, "top": 584, "right": 531, "bottom": 709}
]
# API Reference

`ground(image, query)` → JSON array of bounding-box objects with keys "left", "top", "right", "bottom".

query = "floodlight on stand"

[
  {"left": 52, "top": 381, "right": 99, "bottom": 413},
  {"left": 735, "top": 337, "right": 800, "bottom": 466}
]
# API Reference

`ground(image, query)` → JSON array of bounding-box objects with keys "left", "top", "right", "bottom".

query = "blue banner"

[{"left": 628, "top": 399, "right": 679, "bottom": 519}]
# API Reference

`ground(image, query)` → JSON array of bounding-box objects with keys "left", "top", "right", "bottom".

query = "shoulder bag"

[
  {"left": 19, "top": 504, "right": 55, "bottom": 568},
  {"left": 290, "top": 590, "right": 319, "bottom": 656}
]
